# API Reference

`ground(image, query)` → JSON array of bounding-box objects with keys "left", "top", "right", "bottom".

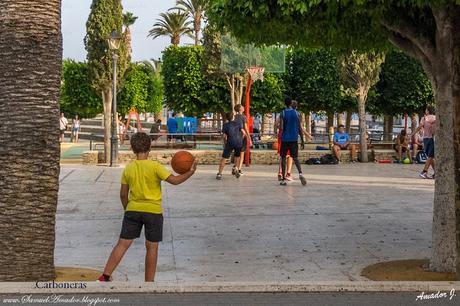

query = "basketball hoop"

[{"left": 247, "top": 66, "right": 265, "bottom": 82}]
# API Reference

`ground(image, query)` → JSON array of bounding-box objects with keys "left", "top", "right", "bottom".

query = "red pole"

[{"left": 245, "top": 75, "right": 252, "bottom": 167}]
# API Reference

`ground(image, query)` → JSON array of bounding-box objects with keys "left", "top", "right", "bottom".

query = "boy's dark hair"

[
  {"left": 172, "top": 112, "right": 176, "bottom": 117},
  {"left": 284, "top": 97, "right": 292, "bottom": 107},
  {"left": 338, "top": 124, "right": 345, "bottom": 129},
  {"left": 292, "top": 100, "right": 298, "bottom": 109},
  {"left": 401, "top": 130, "right": 407, "bottom": 136},
  {"left": 130, "top": 132, "right": 151, "bottom": 154},
  {"left": 156, "top": 119, "right": 162, "bottom": 123},
  {"left": 234, "top": 104, "right": 242, "bottom": 113},
  {"left": 426, "top": 106, "right": 435, "bottom": 115},
  {"left": 225, "top": 112, "right": 234, "bottom": 121}
]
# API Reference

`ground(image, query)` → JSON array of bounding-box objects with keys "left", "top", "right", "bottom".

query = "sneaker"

[
  {"left": 280, "top": 180, "right": 287, "bottom": 186},
  {"left": 299, "top": 174, "right": 307, "bottom": 186},
  {"left": 238, "top": 170, "right": 243, "bottom": 176},
  {"left": 278, "top": 173, "right": 282, "bottom": 181},
  {"left": 234, "top": 170, "right": 241, "bottom": 179},
  {"left": 419, "top": 171, "right": 429, "bottom": 179},
  {"left": 97, "top": 274, "right": 112, "bottom": 282},
  {"left": 231, "top": 167, "right": 237, "bottom": 175},
  {"left": 285, "top": 174, "right": 293, "bottom": 181},
  {"left": 430, "top": 173, "right": 435, "bottom": 179},
  {"left": 216, "top": 173, "right": 223, "bottom": 180}
]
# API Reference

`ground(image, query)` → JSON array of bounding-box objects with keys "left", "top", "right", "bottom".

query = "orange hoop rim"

[{"left": 247, "top": 66, "right": 265, "bottom": 82}]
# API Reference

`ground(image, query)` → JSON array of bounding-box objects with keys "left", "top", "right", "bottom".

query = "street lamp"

[{"left": 107, "top": 30, "right": 122, "bottom": 167}]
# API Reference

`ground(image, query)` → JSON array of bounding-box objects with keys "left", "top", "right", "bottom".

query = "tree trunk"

[
  {"left": 102, "top": 89, "right": 112, "bottom": 164},
  {"left": 262, "top": 113, "right": 270, "bottom": 135},
  {"left": 357, "top": 94, "right": 368, "bottom": 162},
  {"left": 410, "top": 114, "right": 418, "bottom": 134},
  {"left": 384, "top": 6, "right": 460, "bottom": 274},
  {"left": 0, "top": 0, "right": 62, "bottom": 281},
  {"left": 337, "top": 112, "right": 345, "bottom": 126},
  {"left": 327, "top": 112, "right": 334, "bottom": 132},
  {"left": 383, "top": 115, "right": 393, "bottom": 141},
  {"left": 345, "top": 111, "right": 352, "bottom": 134},
  {"left": 430, "top": 71, "right": 456, "bottom": 273},
  {"left": 305, "top": 113, "right": 311, "bottom": 135}
]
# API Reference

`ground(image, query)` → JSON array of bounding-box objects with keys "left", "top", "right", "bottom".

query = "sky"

[{"left": 62, "top": 0, "right": 193, "bottom": 62}]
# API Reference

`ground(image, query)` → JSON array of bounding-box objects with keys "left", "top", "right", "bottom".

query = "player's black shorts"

[
  {"left": 281, "top": 141, "right": 299, "bottom": 159},
  {"left": 120, "top": 211, "right": 163, "bottom": 242},
  {"left": 222, "top": 144, "right": 242, "bottom": 159},
  {"left": 423, "top": 138, "right": 434, "bottom": 158}
]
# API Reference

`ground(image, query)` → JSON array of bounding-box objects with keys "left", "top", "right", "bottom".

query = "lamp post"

[{"left": 108, "top": 30, "right": 122, "bottom": 167}]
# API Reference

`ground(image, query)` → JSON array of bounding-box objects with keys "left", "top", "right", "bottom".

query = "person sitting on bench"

[{"left": 332, "top": 125, "right": 357, "bottom": 162}]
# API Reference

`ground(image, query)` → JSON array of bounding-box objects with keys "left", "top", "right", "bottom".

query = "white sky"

[{"left": 62, "top": 0, "right": 194, "bottom": 62}]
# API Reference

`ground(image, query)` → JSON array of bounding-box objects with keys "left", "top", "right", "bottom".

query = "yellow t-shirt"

[{"left": 121, "top": 160, "right": 172, "bottom": 214}]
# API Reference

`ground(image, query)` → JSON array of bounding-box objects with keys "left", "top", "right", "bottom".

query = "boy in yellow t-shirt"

[{"left": 98, "top": 132, "right": 196, "bottom": 282}]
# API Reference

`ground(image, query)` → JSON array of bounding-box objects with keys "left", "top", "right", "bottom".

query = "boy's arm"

[
  {"left": 120, "top": 184, "right": 129, "bottom": 210},
  {"left": 241, "top": 128, "right": 250, "bottom": 139},
  {"left": 166, "top": 160, "right": 197, "bottom": 185}
]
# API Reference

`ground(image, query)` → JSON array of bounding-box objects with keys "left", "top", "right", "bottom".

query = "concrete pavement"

[{"left": 56, "top": 163, "right": 435, "bottom": 283}]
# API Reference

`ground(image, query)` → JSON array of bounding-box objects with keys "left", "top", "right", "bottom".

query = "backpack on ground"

[
  {"left": 320, "top": 154, "right": 339, "bottom": 165},
  {"left": 416, "top": 151, "right": 428, "bottom": 164},
  {"left": 305, "top": 157, "right": 321, "bottom": 165}
]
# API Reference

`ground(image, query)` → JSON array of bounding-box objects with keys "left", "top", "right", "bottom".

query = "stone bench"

[{"left": 82, "top": 149, "right": 394, "bottom": 165}]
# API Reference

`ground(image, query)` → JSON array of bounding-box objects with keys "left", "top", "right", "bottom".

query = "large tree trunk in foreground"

[
  {"left": 386, "top": 6, "right": 459, "bottom": 273},
  {"left": 0, "top": 0, "right": 62, "bottom": 281},
  {"left": 383, "top": 115, "right": 393, "bottom": 141},
  {"left": 102, "top": 89, "right": 112, "bottom": 164},
  {"left": 357, "top": 93, "right": 368, "bottom": 162}
]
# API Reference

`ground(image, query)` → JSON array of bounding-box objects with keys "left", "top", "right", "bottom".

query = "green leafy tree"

[
  {"left": 118, "top": 62, "right": 164, "bottom": 116},
  {"left": 85, "top": 0, "right": 129, "bottom": 162},
  {"left": 162, "top": 46, "right": 207, "bottom": 116},
  {"left": 174, "top": 0, "right": 209, "bottom": 45},
  {"left": 148, "top": 11, "right": 193, "bottom": 46},
  {"left": 251, "top": 73, "right": 284, "bottom": 115},
  {"left": 210, "top": 0, "right": 460, "bottom": 274},
  {"left": 368, "top": 51, "right": 434, "bottom": 137},
  {"left": 60, "top": 60, "right": 102, "bottom": 118},
  {"left": 285, "top": 48, "right": 343, "bottom": 126},
  {"left": 202, "top": 24, "right": 244, "bottom": 110},
  {"left": 341, "top": 50, "right": 385, "bottom": 162}
]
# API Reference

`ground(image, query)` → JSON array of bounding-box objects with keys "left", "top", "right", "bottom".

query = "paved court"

[{"left": 56, "top": 163, "right": 434, "bottom": 283}]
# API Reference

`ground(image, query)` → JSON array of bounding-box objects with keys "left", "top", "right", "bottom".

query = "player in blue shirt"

[
  {"left": 279, "top": 98, "right": 307, "bottom": 186},
  {"left": 167, "top": 113, "right": 178, "bottom": 143},
  {"left": 332, "top": 124, "right": 357, "bottom": 162}
]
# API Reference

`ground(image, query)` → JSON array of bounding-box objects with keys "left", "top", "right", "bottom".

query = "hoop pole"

[{"left": 245, "top": 75, "right": 252, "bottom": 167}]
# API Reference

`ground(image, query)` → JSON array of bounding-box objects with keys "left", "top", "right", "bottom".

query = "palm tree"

[
  {"left": 123, "top": 12, "right": 138, "bottom": 59},
  {"left": 0, "top": 0, "right": 61, "bottom": 281},
  {"left": 174, "top": 0, "right": 208, "bottom": 45},
  {"left": 148, "top": 11, "right": 193, "bottom": 46}
]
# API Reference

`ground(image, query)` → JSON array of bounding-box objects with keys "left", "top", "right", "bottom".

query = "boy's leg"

[
  {"left": 280, "top": 142, "right": 288, "bottom": 180},
  {"left": 218, "top": 158, "right": 226, "bottom": 174},
  {"left": 102, "top": 238, "right": 133, "bottom": 277},
  {"left": 145, "top": 241, "right": 159, "bottom": 282},
  {"left": 333, "top": 145, "right": 341, "bottom": 161},
  {"left": 287, "top": 156, "right": 293, "bottom": 175}
]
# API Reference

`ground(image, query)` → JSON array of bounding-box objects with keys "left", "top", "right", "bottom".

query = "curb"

[{"left": 1, "top": 281, "right": 459, "bottom": 294}]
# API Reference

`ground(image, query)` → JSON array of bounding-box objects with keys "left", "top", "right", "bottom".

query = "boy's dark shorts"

[
  {"left": 423, "top": 138, "right": 435, "bottom": 158},
  {"left": 120, "top": 211, "right": 163, "bottom": 242},
  {"left": 222, "top": 144, "right": 242, "bottom": 158},
  {"left": 281, "top": 141, "right": 299, "bottom": 159}
]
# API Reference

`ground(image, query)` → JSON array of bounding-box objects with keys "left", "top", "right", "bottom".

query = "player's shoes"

[
  {"left": 299, "top": 174, "right": 307, "bottom": 186},
  {"left": 280, "top": 180, "right": 287, "bottom": 186},
  {"left": 278, "top": 173, "right": 282, "bottom": 181},
  {"left": 97, "top": 274, "right": 112, "bottom": 282},
  {"left": 234, "top": 170, "right": 241, "bottom": 178},
  {"left": 231, "top": 167, "right": 237, "bottom": 175},
  {"left": 419, "top": 171, "right": 429, "bottom": 179},
  {"left": 238, "top": 170, "right": 244, "bottom": 176},
  {"left": 285, "top": 174, "right": 293, "bottom": 181},
  {"left": 216, "top": 173, "right": 223, "bottom": 180}
]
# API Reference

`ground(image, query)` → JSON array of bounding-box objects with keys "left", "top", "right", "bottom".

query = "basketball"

[
  {"left": 272, "top": 141, "right": 279, "bottom": 151},
  {"left": 171, "top": 151, "right": 195, "bottom": 174}
]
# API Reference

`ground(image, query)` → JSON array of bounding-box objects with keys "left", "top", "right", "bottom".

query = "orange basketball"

[
  {"left": 171, "top": 151, "right": 195, "bottom": 174},
  {"left": 272, "top": 141, "right": 279, "bottom": 150}
]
